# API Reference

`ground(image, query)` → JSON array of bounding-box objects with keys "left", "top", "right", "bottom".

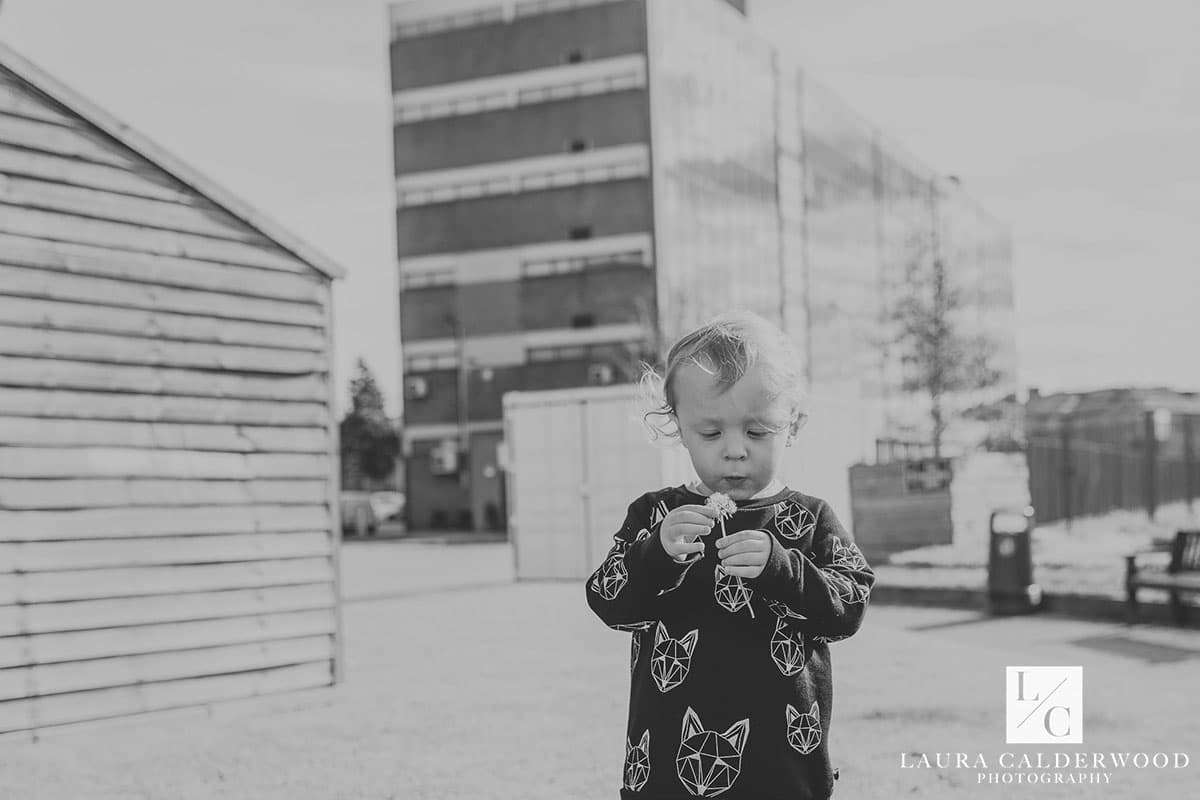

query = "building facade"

[{"left": 389, "top": 0, "right": 1017, "bottom": 530}]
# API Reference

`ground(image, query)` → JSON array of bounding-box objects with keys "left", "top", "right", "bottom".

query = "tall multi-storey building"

[{"left": 389, "top": 0, "right": 1017, "bottom": 531}]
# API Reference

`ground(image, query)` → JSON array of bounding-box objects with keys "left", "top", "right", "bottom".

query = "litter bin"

[{"left": 987, "top": 506, "right": 1041, "bottom": 614}]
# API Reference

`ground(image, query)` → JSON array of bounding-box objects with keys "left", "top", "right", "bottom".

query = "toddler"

[{"left": 586, "top": 311, "right": 874, "bottom": 799}]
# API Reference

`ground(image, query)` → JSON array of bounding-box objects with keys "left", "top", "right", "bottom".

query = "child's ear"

[
  {"left": 786, "top": 413, "right": 807, "bottom": 446},
  {"left": 790, "top": 412, "right": 808, "bottom": 436},
  {"left": 670, "top": 411, "right": 686, "bottom": 447}
]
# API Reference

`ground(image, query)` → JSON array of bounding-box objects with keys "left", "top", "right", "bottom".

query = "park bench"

[{"left": 1125, "top": 529, "right": 1200, "bottom": 625}]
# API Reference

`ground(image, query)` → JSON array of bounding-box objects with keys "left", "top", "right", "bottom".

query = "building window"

[
  {"left": 569, "top": 226, "right": 593, "bottom": 240},
  {"left": 397, "top": 57, "right": 647, "bottom": 125},
  {"left": 521, "top": 247, "right": 651, "bottom": 278},
  {"left": 516, "top": 0, "right": 626, "bottom": 18},
  {"left": 587, "top": 363, "right": 615, "bottom": 385},
  {"left": 528, "top": 345, "right": 588, "bottom": 362},
  {"left": 396, "top": 147, "right": 649, "bottom": 207},
  {"left": 404, "top": 376, "right": 430, "bottom": 400},
  {"left": 401, "top": 268, "right": 455, "bottom": 290},
  {"left": 391, "top": 6, "right": 504, "bottom": 40},
  {"left": 527, "top": 341, "right": 635, "bottom": 363},
  {"left": 405, "top": 354, "right": 458, "bottom": 371}
]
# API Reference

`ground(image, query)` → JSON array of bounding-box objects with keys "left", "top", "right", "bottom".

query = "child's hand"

[
  {"left": 660, "top": 504, "right": 717, "bottom": 562},
  {"left": 716, "top": 529, "right": 773, "bottom": 578}
]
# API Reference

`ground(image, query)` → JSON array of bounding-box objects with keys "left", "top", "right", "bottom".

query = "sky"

[{"left": 2, "top": 0, "right": 1197, "bottom": 418}]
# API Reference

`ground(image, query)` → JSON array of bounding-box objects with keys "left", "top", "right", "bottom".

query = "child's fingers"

[
  {"left": 719, "top": 552, "right": 767, "bottom": 567},
  {"left": 719, "top": 565, "right": 761, "bottom": 578},
  {"left": 716, "top": 530, "right": 767, "bottom": 546},
  {"left": 716, "top": 539, "right": 770, "bottom": 557},
  {"left": 671, "top": 509, "right": 718, "bottom": 526},
  {"left": 675, "top": 522, "right": 714, "bottom": 541},
  {"left": 716, "top": 533, "right": 771, "bottom": 555},
  {"left": 675, "top": 504, "right": 719, "bottom": 519},
  {"left": 668, "top": 540, "right": 705, "bottom": 560}
]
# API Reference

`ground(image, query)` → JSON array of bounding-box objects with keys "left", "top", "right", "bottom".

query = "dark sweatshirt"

[{"left": 585, "top": 485, "right": 874, "bottom": 800}]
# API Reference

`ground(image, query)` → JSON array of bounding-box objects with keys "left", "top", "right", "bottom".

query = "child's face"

[{"left": 672, "top": 362, "right": 797, "bottom": 500}]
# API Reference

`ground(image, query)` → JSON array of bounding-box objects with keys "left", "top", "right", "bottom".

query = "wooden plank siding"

[
  {"left": 0, "top": 417, "right": 328, "bottom": 452},
  {"left": 0, "top": 584, "right": 337, "bottom": 637},
  {"left": 0, "top": 662, "right": 330, "bottom": 734},
  {"left": 0, "top": 635, "right": 334, "bottom": 701},
  {"left": 0, "top": 531, "right": 332, "bottom": 573},
  {"left": 0, "top": 388, "right": 331, "bottom": 427},
  {"left": 0, "top": 611, "right": 336, "bottom": 666},
  {"left": 1, "top": 175, "right": 272, "bottom": 243},
  {"left": 0, "top": 262, "right": 326, "bottom": 325},
  {"left": 0, "top": 296, "right": 327, "bottom": 351},
  {"left": 0, "top": 234, "right": 326, "bottom": 303},
  {"left": 0, "top": 56, "right": 341, "bottom": 735},
  {"left": 0, "top": 504, "right": 331, "bottom": 541}
]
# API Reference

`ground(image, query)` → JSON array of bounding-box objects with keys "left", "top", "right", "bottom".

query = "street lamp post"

[{"left": 448, "top": 312, "right": 470, "bottom": 490}]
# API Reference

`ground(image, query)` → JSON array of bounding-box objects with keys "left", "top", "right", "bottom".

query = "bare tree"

[
  {"left": 615, "top": 288, "right": 690, "bottom": 384},
  {"left": 893, "top": 238, "right": 1001, "bottom": 458}
]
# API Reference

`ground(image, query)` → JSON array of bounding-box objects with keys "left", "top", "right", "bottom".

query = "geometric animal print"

[
  {"left": 813, "top": 633, "right": 850, "bottom": 645},
  {"left": 676, "top": 707, "right": 750, "bottom": 797},
  {"left": 772, "top": 500, "right": 816, "bottom": 541},
  {"left": 591, "top": 551, "right": 628, "bottom": 600},
  {"left": 826, "top": 571, "right": 868, "bottom": 606},
  {"left": 631, "top": 630, "right": 642, "bottom": 674},
  {"left": 829, "top": 537, "right": 868, "bottom": 571},
  {"left": 651, "top": 621, "right": 698, "bottom": 693},
  {"left": 785, "top": 701, "right": 821, "bottom": 755},
  {"left": 764, "top": 597, "right": 807, "bottom": 621},
  {"left": 714, "top": 563, "right": 754, "bottom": 617},
  {"left": 651, "top": 500, "right": 670, "bottom": 530},
  {"left": 624, "top": 729, "right": 651, "bottom": 792},
  {"left": 610, "top": 620, "right": 655, "bottom": 633},
  {"left": 658, "top": 555, "right": 700, "bottom": 596},
  {"left": 769, "top": 616, "right": 806, "bottom": 676}
]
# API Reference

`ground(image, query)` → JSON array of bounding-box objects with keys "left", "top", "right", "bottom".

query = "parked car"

[
  {"left": 340, "top": 491, "right": 405, "bottom": 536},
  {"left": 369, "top": 491, "right": 405, "bottom": 524}
]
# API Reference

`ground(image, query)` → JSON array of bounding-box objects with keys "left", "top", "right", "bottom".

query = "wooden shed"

[{"left": 0, "top": 43, "right": 346, "bottom": 737}]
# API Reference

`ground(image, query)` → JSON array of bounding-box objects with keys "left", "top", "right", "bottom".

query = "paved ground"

[{"left": 4, "top": 541, "right": 1198, "bottom": 799}]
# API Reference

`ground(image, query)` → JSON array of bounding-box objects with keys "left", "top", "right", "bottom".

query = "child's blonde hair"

[{"left": 639, "top": 311, "right": 808, "bottom": 441}]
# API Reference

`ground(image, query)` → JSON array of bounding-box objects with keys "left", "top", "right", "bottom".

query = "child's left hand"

[{"left": 715, "top": 529, "right": 773, "bottom": 579}]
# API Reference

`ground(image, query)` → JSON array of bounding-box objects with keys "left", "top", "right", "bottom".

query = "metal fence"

[{"left": 1027, "top": 411, "right": 1198, "bottom": 524}]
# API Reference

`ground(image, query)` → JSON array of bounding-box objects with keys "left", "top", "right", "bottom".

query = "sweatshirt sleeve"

[
  {"left": 746, "top": 500, "right": 874, "bottom": 640},
  {"left": 585, "top": 493, "right": 695, "bottom": 630}
]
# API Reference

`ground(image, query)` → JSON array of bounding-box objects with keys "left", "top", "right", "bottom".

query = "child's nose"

[{"left": 723, "top": 435, "right": 748, "bottom": 460}]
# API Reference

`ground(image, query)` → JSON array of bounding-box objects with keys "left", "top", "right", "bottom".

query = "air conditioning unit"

[
  {"left": 405, "top": 376, "right": 429, "bottom": 400},
  {"left": 429, "top": 439, "right": 459, "bottom": 475},
  {"left": 587, "top": 363, "right": 614, "bottom": 386}
]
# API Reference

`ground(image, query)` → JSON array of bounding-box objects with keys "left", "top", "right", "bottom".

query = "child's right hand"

[{"left": 660, "top": 504, "right": 718, "bottom": 562}]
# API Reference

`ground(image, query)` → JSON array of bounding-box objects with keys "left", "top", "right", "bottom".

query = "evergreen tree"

[{"left": 339, "top": 359, "right": 399, "bottom": 488}]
